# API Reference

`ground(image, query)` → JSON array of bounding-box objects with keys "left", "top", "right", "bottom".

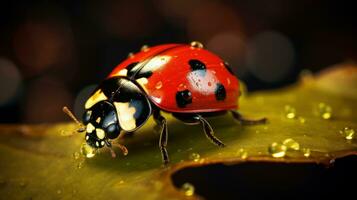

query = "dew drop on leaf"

[
  {"left": 189, "top": 153, "right": 200, "bottom": 162},
  {"left": 339, "top": 127, "right": 355, "bottom": 140},
  {"left": 268, "top": 142, "right": 287, "bottom": 158},
  {"left": 181, "top": 182, "right": 195, "bottom": 196},
  {"left": 317, "top": 102, "right": 332, "bottom": 119},
  {"left": 302, "top": 148, "right": 311, "bottom": 157},
  {"left": 283, "top": 138, "right": 300, "bottom": 150},
  {"left": 80, "top": 143, "right": 96, "bottom": 158},
  {"left": 76, "top": 161, "right": 84, "bottom": 169},
  {"left": 284, "top": 105, "right": 296, "bottom": 119},
  {"left": 72, "top": 152, "right": 81, "bottom": 160},
  {"left": 298, "top": 117, "right": 306, "bottom": 124},
  {"left": 236, "top": 148, "right": 248, "bottom": 159}
]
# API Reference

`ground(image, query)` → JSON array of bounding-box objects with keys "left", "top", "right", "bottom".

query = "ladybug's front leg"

[
  {"left": 153, "top": 109, "right": 169, "bottom": 165},
  {"left": 231, "top": 110, "right": 267, "bottom": 125}
]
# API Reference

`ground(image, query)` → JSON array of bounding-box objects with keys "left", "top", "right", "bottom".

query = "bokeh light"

[
  {"left": 0, "top": 58, "right": 22, "bottom": 106},
  {"left": 187, "top": 1, "right": 244, "bottom": 43},
  {"left": 12, "top": 20, "right": 75, "bottom": 77},
  {"left": 246, "top": 31, "right": 295, "bottom": 83},
  {"left": 155, "top": 0, "right": 202, "bottom": 25},
  {"left": 206, "top": 32, "right": 247, "bottom": 77},
  {"left": 92, "top": 0, "right": 161, "bottom": 39},
  {"left": 23, "top": 77, "right": 72, "bottom": 123}
]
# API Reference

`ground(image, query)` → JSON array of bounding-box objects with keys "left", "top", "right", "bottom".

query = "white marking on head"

[
  {"left": 101, "top": 141, "right": 105, "bottom": 146},
  {"left": 86, "top": 135, "right": 89, "bottom": 140},
  {"left": 86, "top": 123, "right": 95, "bottom": 133},
  {"left": 96, "top": 117, "right": 101, "bottom": 123},
  {"left": 87, "top": 110, "right": 92, "bottom": 118},
  {"left": 96, "top": 128, "right": 105, "bottom": 139},
  {"left": 95, "top": 141, "right": 99, "bottom": 147},
  {"left": 114, "top": 102, "right": 137, "bottom": 131},
  {"left": 85, "top": 89, "right": 107, "bottom": 109}
]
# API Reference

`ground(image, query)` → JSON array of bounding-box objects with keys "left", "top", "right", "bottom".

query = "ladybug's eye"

[
  {"left": 82, "top": 110, "right": 92, "bottom": 124},
  {"left": 106, "top": 124, "right": 120, "bottom": 139}
]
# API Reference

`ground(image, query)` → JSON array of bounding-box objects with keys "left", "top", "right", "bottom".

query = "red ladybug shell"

[{"left": 108, "top": 44, "right": 240, "bottom": 113}]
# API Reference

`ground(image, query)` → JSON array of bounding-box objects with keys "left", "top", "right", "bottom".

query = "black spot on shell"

[
  {"left": 176, "top": 90, "right": 192, "bottom": 108},
  {"left": 215, "top": 83, "right": 226, "bottom": 101},
  {"left": 189, "top": 59, "right": 206, "bottom": 71},
  {"left": 223, "top": 61, "right": 235, "bottom": 75}
]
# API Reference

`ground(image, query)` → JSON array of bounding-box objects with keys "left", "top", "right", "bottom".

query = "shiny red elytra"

[
  {"left": 109, "top": 43, "right": 240, "bottom": 113},
  {"left": 70, "top": 42, "right": 266, "bottom": 164}
]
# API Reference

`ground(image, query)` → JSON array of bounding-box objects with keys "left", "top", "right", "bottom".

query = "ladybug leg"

[
  {"left": 195, "top": 115, "right": 226, "bottom": 147},
  {"left": 231, "top": 110, "right": 267, "bottom": 125},
  {"left": 104, "top": 140, "right": 128, "bottom": 158},
  {"left": 173, "top": 113, "right": 225, "bottom": 147},
  {"left": 153, "top": 109, "right": 170, "bottom": 164}
]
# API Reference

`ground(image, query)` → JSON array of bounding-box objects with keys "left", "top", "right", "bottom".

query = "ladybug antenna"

[{"left": 62, "top": 106, "right": 85, "bottom": 132}]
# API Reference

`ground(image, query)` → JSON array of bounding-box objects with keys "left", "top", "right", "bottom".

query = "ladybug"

[{"left": 64, "top": 42, "right": 266, "bottom": 164}]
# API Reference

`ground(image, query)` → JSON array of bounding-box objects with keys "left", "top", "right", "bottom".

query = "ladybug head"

[
  {"left": 82, "top": 101, "right": 120, "bottom": 149},
  {"left": 81, "top": 77, "right": 153, "bottom": 149}
]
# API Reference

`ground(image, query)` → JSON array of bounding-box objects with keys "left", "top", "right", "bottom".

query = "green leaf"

[{"left": 0, "top": 64, "right": 356, "bottom": 199}]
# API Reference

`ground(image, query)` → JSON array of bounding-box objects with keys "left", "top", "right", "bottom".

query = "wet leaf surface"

[{"left": 0, "top": 65, "right": 356, "bottom": 199}]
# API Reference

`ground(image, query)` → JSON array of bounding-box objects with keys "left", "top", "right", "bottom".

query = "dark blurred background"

[{"left": 0, "top": 0, "right": 356, "bottom": 123}]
